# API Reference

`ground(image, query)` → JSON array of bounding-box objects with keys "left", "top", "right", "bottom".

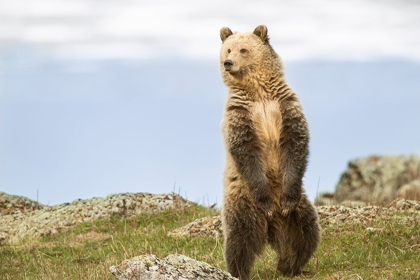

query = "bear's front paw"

[
  {"left": 254, "top": 190, "right": 274, "bottom": 220},
  {"left": 279, "top": 193, "right": 300, "bottom": 216}
]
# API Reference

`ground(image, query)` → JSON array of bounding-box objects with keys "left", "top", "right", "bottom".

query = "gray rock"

[
  {"left": 390, "top": 198, "right": 420, "bottom": 210},
  {"left": 109, "top": 254, "right": 237, "bottom": 280},
  {"left": 398, "top": 179, "right": 420, "bottom": 200},
  {"left": 168, "top": 216, "right": 222, "bottom": 238},
  {"left": 318, "top": 155, "right": 420, "bottom": 205}
]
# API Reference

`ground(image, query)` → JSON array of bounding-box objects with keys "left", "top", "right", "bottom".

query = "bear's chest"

[{"left": 250, "top": 100, "right": 282, "bottom": 145}]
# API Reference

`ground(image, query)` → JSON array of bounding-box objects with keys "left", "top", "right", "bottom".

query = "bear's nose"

[{"left": 224, "top": 59, "right": 233, "bottom": 70}]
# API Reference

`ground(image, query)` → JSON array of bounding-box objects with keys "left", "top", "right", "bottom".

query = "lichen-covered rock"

[
  {"left": 390, "top": 198, "right": 420, "bottom": 211},
  {"left": 318, "top": 198, "right": 420, "bottom": 226},
  {"left": 109, "top": 254, "right": 237, "bottom": 280},
  {"left": 398, "top": 179, "right": 420, "bottom": 200},
  {"left": 328, "top": 155, "right": 420, "bottom": 204},
  {"left": 168, "top": 216, "right": 222, "bottom": 238},
  {"left": 0, "top": 192, "right": 43, "bottom": 215},
  {"left": 0, "top": 192, "right": 191, "bottom": 245}
]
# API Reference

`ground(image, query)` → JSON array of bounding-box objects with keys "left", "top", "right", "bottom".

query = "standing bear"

[{"left": 220, "top": 25, "right": 321, "bottom": 279}]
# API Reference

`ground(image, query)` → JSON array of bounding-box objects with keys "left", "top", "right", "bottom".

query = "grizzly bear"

[{"left": 219, "top": 25, "right": 321, "bottom": 279}]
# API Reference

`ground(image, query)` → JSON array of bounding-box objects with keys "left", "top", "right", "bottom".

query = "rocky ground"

[
  {"left": 0, "top": 191, "right": 191, "bottom": 245},
  {"left": 1, "top": 191, "right": 420, "bottom": 279},
  {"left": 2, "top": 191, "right": 419, "bottom": 244},
  {"left": 167, "top": 198, "right": 420, "bottom": 238},
  {"left": 113, "top": 198, "right": 420, "bottom": 280}
]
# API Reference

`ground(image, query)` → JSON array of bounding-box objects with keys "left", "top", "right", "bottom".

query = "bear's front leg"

[
  {"left": 278, "top": 99, "right": 309, "bottom": 216},
  {"left": 250, "top": 176, "right": 273, "bottom": 218},
  {"left": 279, "top": 178, "right": 302, "bottom": 216},
  {"left": 224, "top": 105, "right": 273, "bottom": 217}
]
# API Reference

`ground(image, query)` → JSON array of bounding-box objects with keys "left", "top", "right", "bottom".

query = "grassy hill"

[{"left": 1, "top": 200, "right": 419, "bottom": 279}]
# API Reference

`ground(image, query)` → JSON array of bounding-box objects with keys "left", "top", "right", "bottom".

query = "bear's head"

[{"left": 219, "top": 25, "right": 281, "bottom": 85}]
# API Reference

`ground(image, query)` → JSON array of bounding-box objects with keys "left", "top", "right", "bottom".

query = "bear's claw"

[
  {"left": 279, "top": 194, "right": 300, "bottom": 216},
  {"left": 255, "top": 200, "right": 274, "bottom": 220}
]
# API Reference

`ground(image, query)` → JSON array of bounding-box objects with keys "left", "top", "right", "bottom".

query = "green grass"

[{"left": 1, "top": 204, "right": 419, "bottom": 280}]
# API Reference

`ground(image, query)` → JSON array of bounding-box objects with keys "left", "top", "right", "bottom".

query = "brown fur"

[{"left": 220, "top": 25, "right": 321, "bottom": 279}]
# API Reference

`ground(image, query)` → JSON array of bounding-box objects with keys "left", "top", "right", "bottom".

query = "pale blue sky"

[{"left": 1, "top": 0, "right": 420, "bottom": 205}]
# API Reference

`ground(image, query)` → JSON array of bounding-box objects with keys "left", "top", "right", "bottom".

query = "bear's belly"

[{"left": 251, "top": 100, "right": 282, "bottom": 173}]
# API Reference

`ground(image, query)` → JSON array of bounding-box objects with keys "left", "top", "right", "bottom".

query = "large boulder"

[
  {"left": 109, "top": 254, "right": 237, "bottom": 280},
  {"left": 317, "top": 155, "right": 420, "bottom": 205}
]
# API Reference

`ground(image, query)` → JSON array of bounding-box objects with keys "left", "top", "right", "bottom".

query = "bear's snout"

[{"left": 224, "top": 59, "right": 233, "bottom": 71}]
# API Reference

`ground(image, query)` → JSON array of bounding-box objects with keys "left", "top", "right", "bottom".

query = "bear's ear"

[
  {"left": 253, "top": 25, "right": 269, "bottom": 43},
  {"left": 220, "top": 27, "right": 233, "bottom": 42}
]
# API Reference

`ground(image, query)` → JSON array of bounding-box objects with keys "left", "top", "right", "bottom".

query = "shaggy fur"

[{"left": 220, "top": 25, "right": 321, "bottom": 280}]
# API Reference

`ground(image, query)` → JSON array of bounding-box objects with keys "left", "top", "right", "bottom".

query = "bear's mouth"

[
  {"left": 225, "top": 66, "right": 240, "bottom": 74},
  {"left": 224, "top": 66, "right": 233, "bottom": 72}
]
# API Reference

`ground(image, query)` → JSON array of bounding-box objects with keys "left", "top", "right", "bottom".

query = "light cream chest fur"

[{"left": 250, "top": 100, "right": 282, "bottom": 171}]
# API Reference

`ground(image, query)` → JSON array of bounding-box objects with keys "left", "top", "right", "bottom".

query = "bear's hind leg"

[
  {"left": 223, "top": 195, "right": 267, "bottom": 280},
  {"left": 268, "top": 194, "right": 320, "bottom": 276}
]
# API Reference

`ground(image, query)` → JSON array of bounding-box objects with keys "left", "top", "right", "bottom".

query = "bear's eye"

[
  {"left": 227, "top": 49, "right": 231, "bottom": 54},
  {"left": 240, "top": 49, "right": 247, "bottom": 54}
]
